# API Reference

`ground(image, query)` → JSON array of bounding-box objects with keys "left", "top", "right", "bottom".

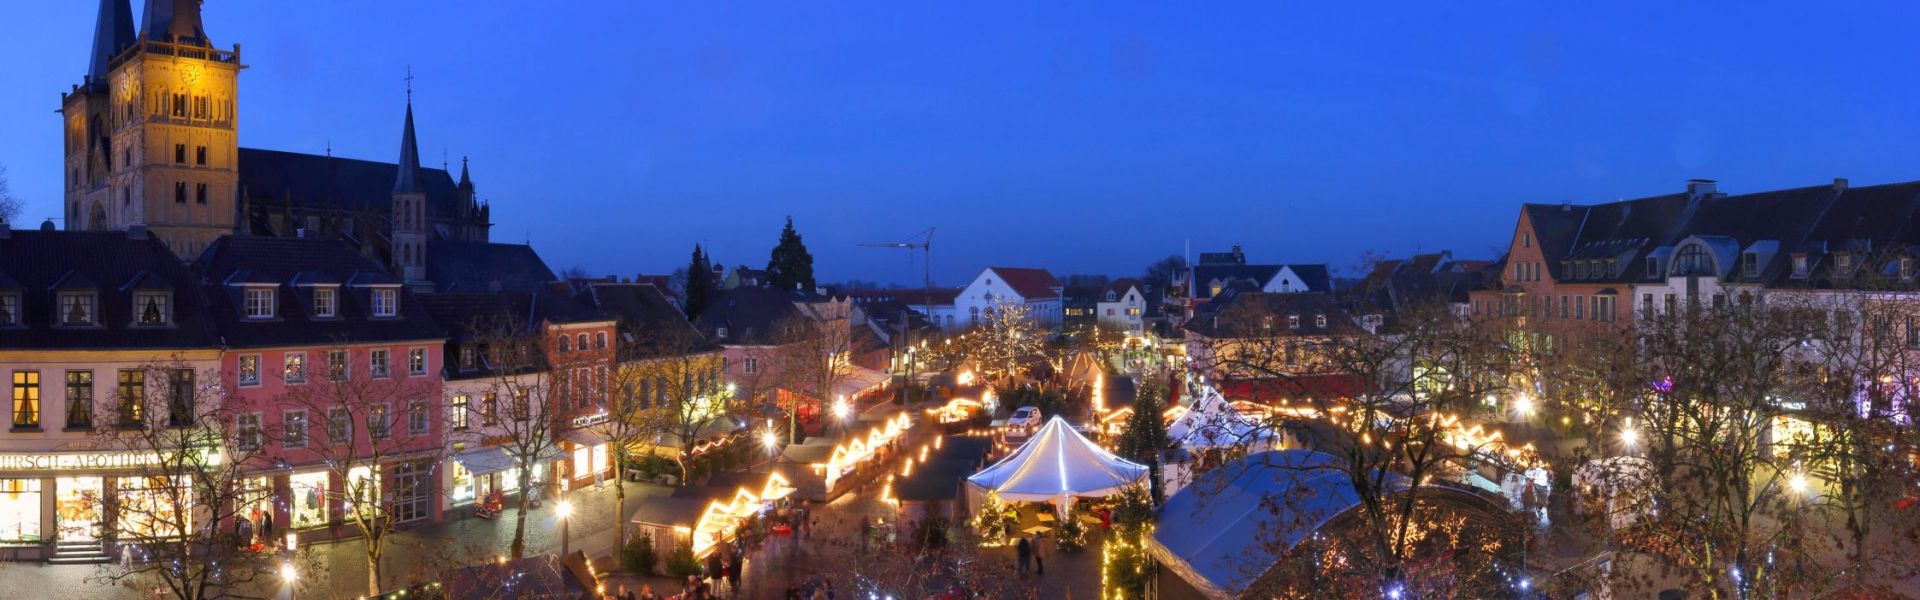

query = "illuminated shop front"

[
  {"left": 446, "top": 446, "right": 558, "bottom": 513},
  {"left": 289, "top": 471, "right": 330, "bottom": 528},
  {"left": 55, "top": 476, "right": 104, "bottom": 541},
  {"left": 0, "top": 480, "right": 41, "bottom": 542},
  {"left": 117, "top": 475, "right": 191, "bottom": 539}
]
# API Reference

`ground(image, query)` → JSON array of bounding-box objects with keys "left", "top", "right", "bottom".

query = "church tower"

[
  {"left": 62, "top": 0, "right": 242, "bottom": 259},
  {"left": 391, "top": 98, "right": 428, "bottom": 282}
]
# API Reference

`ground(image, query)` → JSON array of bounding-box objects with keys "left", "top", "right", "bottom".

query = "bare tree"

[
  {"left": 777, "top": 298, "right": 854, "bottom": 442},
  {"left": 87, "top": 359, "right": 319, "bottom": 600},
  {"left": 623, "top": 323, "right": 732, "bottom": 485},
  {"left": 274, "top": 344, "right": 442, "bottom": 595},
  {"left": 454, "top": 316, "right": 565, "bottom": 563},
  {"left": 1195, "top": 296, "right": 1524, "bottom": 597},
  {"left": 0, "top": 163, "right": 21, "bottom": 225},
  {"left": 961, "top": 300, "right": 1044, "bottom": 390}
]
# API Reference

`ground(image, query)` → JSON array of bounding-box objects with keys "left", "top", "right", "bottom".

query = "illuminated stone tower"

[{"left": 61, "top": 0, "right": 241, "bottom": 259}]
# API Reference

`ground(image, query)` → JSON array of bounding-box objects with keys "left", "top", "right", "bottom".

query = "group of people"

[
  {"left": 783, "top": 574, "right": 836, "bottom": 600},
  {"left": 1014, "top": 534, "right": 1047, "bottom": 577}
]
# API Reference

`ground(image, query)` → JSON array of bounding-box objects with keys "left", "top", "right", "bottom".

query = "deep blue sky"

[{"left": 7, "top": 2, "right": 1920, "bottom": 285}]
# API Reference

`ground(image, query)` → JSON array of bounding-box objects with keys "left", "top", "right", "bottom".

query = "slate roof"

[
  {"left": 695, "top": 286, "right": 806, "bottom": 345},
  {"left": 237, "top": 148, "right": 466, "bottom": 224},
  {"left": 424, "top": 240, "right": 558, "bottom": 293},
  {"left": 1352, "top": 252, "right": 1495, "bottom": 310},
  {"left": 843, "top": 288, "right": 960, "bottom": 307},
  {"left": 576, "top": 282, "right": 719, "bottom": 359},
  {"left": 0, "top": 229, "right": 217, "bottom": 350},
  {"left": 1183, "top": 290, "right": 1359, "bottom": 339},
  {"left": 192, "top": 236, "right": 446, "bottom": 348},
  {"left": 987, "top": 267, "right": 1063, "bottom": 300}
]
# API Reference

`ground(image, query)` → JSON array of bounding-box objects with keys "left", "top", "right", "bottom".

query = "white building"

[
  {"left": 1096, "top": 278, "right": 1148, "bottom": 337},
  {"left": 954, "top": 267, "right": 1064, "bottom": 332}
]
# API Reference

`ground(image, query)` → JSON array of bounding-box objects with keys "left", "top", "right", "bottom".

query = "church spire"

[
  {"left": 458, "top": 156, "right": 473, "bottom": 190},
  {"left": 141, "top": 0, "right": 210, "bottom": 47},
  {"left": 88, "top": 0, "right": 135, "bottom": 86},
  {"left": 393, "top": 99, "right": 422, "bottom": 195}
]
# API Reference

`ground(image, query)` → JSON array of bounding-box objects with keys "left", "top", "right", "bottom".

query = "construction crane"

[{"left": 860, "top": 228, "right": 936, "bottom": 405}]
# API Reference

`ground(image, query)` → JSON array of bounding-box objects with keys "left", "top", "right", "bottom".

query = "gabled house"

[
  {"left": 1096, "top": 278, "right": 1149, "bottom": 337},
  {"left": 953, "top": 267, "right": 1064, "bottom": 332}
]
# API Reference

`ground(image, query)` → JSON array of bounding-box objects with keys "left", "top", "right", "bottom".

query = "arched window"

[
  {"left": 1671, "top": 243, "right": 1713, "bottom": 277},
  {"left": 558, "top": 335, "right": 572, "bottom": 354}
]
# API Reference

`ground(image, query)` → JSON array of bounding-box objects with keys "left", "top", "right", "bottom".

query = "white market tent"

[
  {"left": 967, "top": 415, "right": 1148, "bottom": 514},
  {"left": 1167, "top": 387, "right": 1274, "bottom": 450}
]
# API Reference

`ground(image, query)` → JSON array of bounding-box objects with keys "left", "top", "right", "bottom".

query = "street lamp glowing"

[
  {"left": 556, "top": 500, "right": 574, "bottom": 520},
  {"left": 1789, "top": 472, "right": 1809, "bottom": 495},
  {"left": 1620, "top": 418, "right": 1639, "bottom": 449},
  {"left": 279, "top": 562, "right": 297, "bottom": 583},
  {"left": 761, "top": 430, "right": 779, "bottom": 450},
  {"left": 1513, "top": 394, "right": 1535, "bottom": 417},
  {"left": 833, "top": 396, "right": 850, "bottom": 420}
]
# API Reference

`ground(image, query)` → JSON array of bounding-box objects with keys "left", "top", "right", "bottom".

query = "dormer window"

[
  {"left": 1315, "top": 314, "right": 1328, "bottom": 328},
  {"left": 313, "top": 287, "right": 338, "bottom": 318},
  {"left": 243, "top": 286, "right": 276, "bottom": 319},
  {"left": 1792, "top": 255, "right": 1809, "bottom": 278},
  {"left": 1835, "top": 253, "right": 1853, "bottom": 276},
  {"left": 1902, "top": 257, "right": 1915, "bottom": 280},
  {"left": 459, "top": 346, "right": 477, "bottom": 371},
  {"left": 371, "top": 288, "right": 398, "bottom": 317},
  {"left": 59, "top": 292, "right": 96, "bottom": 326},
  {"left": 1288, "top": 315, "right": 1300, "bottom": 329},
  {"left": 1742, "top": 253, "right": 1758, "bottom": 278},
  {"left": 0, "top": 294, "right": 17, "bottom": 326},
  {"left": 716, "top": 327, "right": 729, "bottom": 338},
  {"left": 134, "top": 291, "right": 169, "bottom": 326}
]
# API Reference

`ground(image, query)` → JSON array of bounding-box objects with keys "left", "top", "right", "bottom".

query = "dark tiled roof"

[
  {"left": 0, "top": 230, "right": 218, "bottom": 350},
  {"left": 1062, "top": 285, "right": 1104, "bottom": 307},
  {"left": 987, "top": 267, "right": 1062, "bottom": 300},
  {"left": 1106, "top": 278, "right": 1144, "bottom": 297},
  {"left": 1191, "top": 264, "right": 1280, "bottom": 299},
  {"left": 193, "top": 236, "right": 446, "bottom": 348},
  {"left": 695, "top": 286, "right": 805, "bottom": 345},
  {"left": 1281, "top": 264, "right": 1332, "bottom": 293},
  {"left": 1184, "top": 291, "right": 1358, "bottom": 339},
  {"left": 237, "top": 148, "right": 466, "bottom": 223},
  {"left": 424, "top": 240, "right": 557, "bottom": 293},
  {"left": 578, "top": 283, "right": 718, "bottom": 358},
  {"left": 843, "top": 288, "right": 960, "bottom": 307}
]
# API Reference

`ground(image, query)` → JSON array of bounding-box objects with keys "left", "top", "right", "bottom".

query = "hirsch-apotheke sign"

[{"left": 0, "top": 451, "right": 166, "bottom": 472}]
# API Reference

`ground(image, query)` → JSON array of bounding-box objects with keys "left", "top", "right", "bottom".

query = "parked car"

[{"left": 1007, "top": 406, "right": 1042, "bottom": 430}]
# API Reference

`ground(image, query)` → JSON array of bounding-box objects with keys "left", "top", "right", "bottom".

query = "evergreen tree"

[
  {"left": 1117, "top": 376, "right": 1171, "bottom": 501},
  {"left": 684, "top": 244, "right": 714, "bottom": 318},
  {"left": 765, "top": 216, "right": 816, "bottom": 293}
]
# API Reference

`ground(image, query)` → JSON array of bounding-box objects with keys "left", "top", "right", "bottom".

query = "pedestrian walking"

[
  {"left": 1032, "top": 535, "right": 1045, "bottom": 576},
  {"left": 1015, "top": 536, "right": 1031, "bottom": 575},
  {"left": 728, "top": 555, "right": 743, "bottom": 595}
]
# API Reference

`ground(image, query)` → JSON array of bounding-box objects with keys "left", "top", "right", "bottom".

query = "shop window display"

[
  {"left": 290, "top": 471, "right": 329, "bottom": 528},
  {"left": 0, "top": 479, "right": 41, "bottom": 542}
]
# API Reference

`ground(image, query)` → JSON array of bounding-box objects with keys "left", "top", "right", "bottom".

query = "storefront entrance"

[{"left": 54, "top": 476, "right": 103, "bottom": 541}]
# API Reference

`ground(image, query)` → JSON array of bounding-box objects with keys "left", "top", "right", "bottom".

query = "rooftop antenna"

[
  {"left": 442, "top": 148, "right": 448, "bottom": 171},
  {"left": 324, "top": 137, "right": 331, "bottom": 158}
]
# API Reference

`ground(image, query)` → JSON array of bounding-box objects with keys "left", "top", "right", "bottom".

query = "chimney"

[
  {"left": 1686, "top": 179, "right": 1718, "bottom": 199},
  {"left": 1833, "top": 177, "right": 1849, "bottom": 192}
]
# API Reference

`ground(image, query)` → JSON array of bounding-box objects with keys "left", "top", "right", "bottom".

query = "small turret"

[{"left": 141, "top": 0, "right": 211, "bottom": 46}]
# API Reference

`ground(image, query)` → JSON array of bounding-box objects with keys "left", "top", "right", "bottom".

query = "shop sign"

[
  {"left": 0, "top": 450, "right": 166, "bottom": 472},
  {"left": 571, "top": 412, "right": 608, "bottom": 428}
]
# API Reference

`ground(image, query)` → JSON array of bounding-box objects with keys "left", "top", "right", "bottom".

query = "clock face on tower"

[{"left": 181, "top": 64, "right": 205, "bottom": 87}]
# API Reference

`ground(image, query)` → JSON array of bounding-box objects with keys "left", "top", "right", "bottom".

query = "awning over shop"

[
  {"left": 560, "top": 428, "right": 611, "bottom": 447},
  {"left": 452, "top": 445, "right": 567, "bottom": 476},
  {"left": 832, "top": 365, "right": 892, "bottom": 400}
]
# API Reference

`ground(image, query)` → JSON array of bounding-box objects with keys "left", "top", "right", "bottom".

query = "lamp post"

[
  {"left": 278, "top": 561, "right": 297, "bottom": 600},
  {"left": 556, "top": 499, "right": 575, "bottom": 556}
]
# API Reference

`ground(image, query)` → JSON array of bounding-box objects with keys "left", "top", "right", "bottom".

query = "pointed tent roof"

[
  {"left": 393, "top": 102, "right": 422, "bottom": 194},
  {"left": 88, "top": 0, "right": 135, "bottom": 85},
  {"left": 966, "top": 416, "right": 1147, "bottom": 502},
  {"left": 1167, "top": 387, "right": 1273, "bottom": 449}
]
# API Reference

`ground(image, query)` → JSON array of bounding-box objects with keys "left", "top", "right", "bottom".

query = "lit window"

[
  {"left": 327, "top": 349, "right": 348, "bottom": 381},
  {"left": 1288, "top": 315, "right": 1300, "bottom": 329},
  {"left": 59, "top": 293, "right": 95, "bottom": 325},
  {"left": 408, "top": 348, "right": 427, "bottom": 375},
  {"left": 407, "top": 400, "right": 428, "bottom": 435},
  {"left": 135, "top": 292, "right": 168, "bottom": 325},
  {"left": 65, "top": 371, "right": 92, "bottom": 429},
  {"left": 237, "top": 355, "right": 260, "bottom": 386},
  {"left": 116, "top": 369, "right": 143, "bottom": 426},
  {"left": 367, "top": 404, "right": 390, "bottom": 440},
  {"left": 12, "top": 371, "right": 40, "bottom": 428},
  {"left": 244, "top": 287, "right": 275, "bottom": 319},
  {"left": 313, "top": 288, "right": 337, "bottom": 317},
  {"left": 284, "top": 410, "right": 308, "bottom": 448},
  {"left": 284, "top": 352, "right": 306, "bottom": 384},
  {"left": 459, "top": 346, "right": 476, "bottom": 371},
  {"left": 450, "top": 395, "right": 469, "bottom": 430}
]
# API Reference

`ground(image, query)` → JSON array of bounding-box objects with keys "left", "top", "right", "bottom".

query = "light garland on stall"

[
  {"left": 817, "top": 412, "right": 914, "bottom": 489},
  {"left": 690, "top": 472, "right": 795, "bottom": 558}
]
